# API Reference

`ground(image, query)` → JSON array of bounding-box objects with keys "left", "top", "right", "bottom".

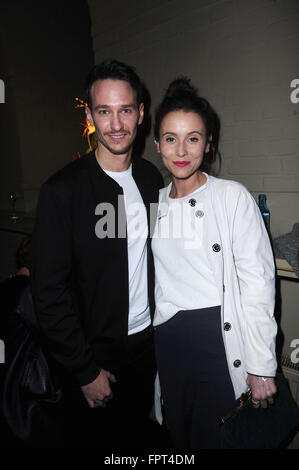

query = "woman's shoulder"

[
  {"left": 207, "top": 175, "right": 258, "bottom": 213},
  {"left": 208, "top": 174, "right": 251, "bottom": 198}
]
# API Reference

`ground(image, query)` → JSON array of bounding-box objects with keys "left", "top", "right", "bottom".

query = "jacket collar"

[
  {"left": 84, "top": 151, "right": 157, "bottom": 212},
  {"left": 157, "top": 183, "right": 171, "bottom": 220}
]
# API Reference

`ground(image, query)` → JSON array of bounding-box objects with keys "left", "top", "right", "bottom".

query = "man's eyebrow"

[
  {"left": 94, "top": 104, "right": 137, "bottom": 111},
  {"left": 94, "top": 105, "right": 109, "bottom": 111}
]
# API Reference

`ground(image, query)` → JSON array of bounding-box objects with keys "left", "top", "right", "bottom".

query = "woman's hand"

[{"left": 246, "top": 374, "right": 277, "bottom": 409}]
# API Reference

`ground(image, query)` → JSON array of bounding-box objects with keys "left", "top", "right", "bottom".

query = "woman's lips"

[{"left": 173, "top": 161, "right": 190, "bottom": 167}]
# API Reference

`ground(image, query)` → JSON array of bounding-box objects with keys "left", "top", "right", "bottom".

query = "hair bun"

[{"left": 165, "top": 77, "right": 197, "bottom": 99}]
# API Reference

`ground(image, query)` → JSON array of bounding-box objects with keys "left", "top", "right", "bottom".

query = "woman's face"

[{"left": 156, "top": 110, "right": 210, "bottom": 180}]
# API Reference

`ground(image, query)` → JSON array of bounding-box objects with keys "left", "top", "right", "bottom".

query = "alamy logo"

[
  {"left": 94, "top": 197, "right": 203, "bottom": 250},
  {"left": 290, "top": 79, "right": 299, "bottom": 104},
  {"left": 0, "top": 339, "right": 4, "bottom": 363},
  {"left": 0, "top": 79, "right": 4, "bottom": 103}
]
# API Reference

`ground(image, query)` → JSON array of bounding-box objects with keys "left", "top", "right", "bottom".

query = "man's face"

[{"left": 85, "top": 79, "right": 144, "bottom": 156}]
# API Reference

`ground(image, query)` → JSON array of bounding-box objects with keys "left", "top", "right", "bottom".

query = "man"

[{"left": 30, "top": 60, "right": 164, "bottom": 448}]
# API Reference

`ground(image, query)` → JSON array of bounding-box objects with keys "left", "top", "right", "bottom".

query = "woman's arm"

[
  {"left": 231, "top": 186, "right": 277, "bottom": 404},
  {"left": 246, "top": 374, "right": 276, "bottom": 408}
]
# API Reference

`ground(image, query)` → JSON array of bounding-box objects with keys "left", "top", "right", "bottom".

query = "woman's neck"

[{"left": 169, "top": 171, "right": 206, "bottom": 199}]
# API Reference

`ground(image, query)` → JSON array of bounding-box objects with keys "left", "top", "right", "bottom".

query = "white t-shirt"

[
  {"left": 152, "top": 174, "right": 221, "bottom": 326},
  {"left": 103, "top": 164, "right": 151, "bottom": 334}
]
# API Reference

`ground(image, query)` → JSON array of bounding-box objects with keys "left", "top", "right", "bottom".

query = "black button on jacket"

[{"left": 30, "top": 152, "right": 163, "bottom": 386}]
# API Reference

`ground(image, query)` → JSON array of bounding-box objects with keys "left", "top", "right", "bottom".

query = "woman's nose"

[{"left": 176, "top": 142, "right": 187, "bottom": 157}]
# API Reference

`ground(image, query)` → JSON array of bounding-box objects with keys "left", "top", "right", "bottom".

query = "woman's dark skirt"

[{"left": 155, "top": 305, "right": 235, "bottom": 449}]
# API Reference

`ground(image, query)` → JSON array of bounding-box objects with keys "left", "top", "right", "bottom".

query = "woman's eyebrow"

[
  {"left": 161, "top": 131, "right": 177, "bottom": 137},
  {"left": 161, "top": 131, "right": 205, "bottom": 137}
]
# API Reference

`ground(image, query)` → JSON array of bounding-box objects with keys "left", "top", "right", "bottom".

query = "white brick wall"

[
  {"left": 87, "top": 0, "right": 299, "bottom": 238},
  {"left": 87, "top": 2, "right": 299, "bottom": 447}
]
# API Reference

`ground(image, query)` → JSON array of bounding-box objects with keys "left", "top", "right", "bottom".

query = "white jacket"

[{"left": 154, "top": 175, "right": 277, "bottom": 424}]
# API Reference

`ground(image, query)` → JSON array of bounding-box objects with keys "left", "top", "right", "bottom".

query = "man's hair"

[{"left": 85, "top": 59, "right": 144, "bottom": 108}]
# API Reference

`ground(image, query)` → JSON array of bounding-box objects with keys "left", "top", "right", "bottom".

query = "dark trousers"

[
  {"left": 61, "top": 325, "right": 159, "bottom": 449},
  {"left": 155, "top": 306, "right": 235, "bottom": 449}
]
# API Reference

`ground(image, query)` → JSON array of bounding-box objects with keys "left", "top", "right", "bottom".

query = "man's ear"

[
  {"left": 138, "top": 102, "right": 144, "bottom": 125},
  {"left": 85, "top": 106, "right": 94, "bottom": 127}
]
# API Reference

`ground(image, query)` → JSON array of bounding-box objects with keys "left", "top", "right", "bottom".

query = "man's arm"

[
  {"left": 81, "top": 370, "right": 117, "bottom": 408},
  {"left": 30, "top": 180, "right": 100, "bottom": 387}
]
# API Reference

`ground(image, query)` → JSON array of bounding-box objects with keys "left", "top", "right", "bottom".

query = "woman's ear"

[
  {"left": 205, "top": 135, "right": 212, "bottom": 153},
  {"left": 154, "top": 139, "right": 161, "bottom": 154}
]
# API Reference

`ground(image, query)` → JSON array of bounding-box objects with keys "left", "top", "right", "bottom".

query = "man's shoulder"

[
  {"left": 47, "top": 153, "right": 91, "bottom": 183},
  {"left": 43, "top": 153, "right": 92, "bottom": 191},
  {"left": 133, "top": 156, "right": 163, "bottom": 180}
]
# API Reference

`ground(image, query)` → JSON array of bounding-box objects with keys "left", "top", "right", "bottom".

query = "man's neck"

[{"left": 95, "top": 145, "right": 132, "bottom": 172}]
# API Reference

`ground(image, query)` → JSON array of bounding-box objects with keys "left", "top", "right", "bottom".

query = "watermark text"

[
  {"left": 0, "top": 339, "right": 4, "bottom": 363},
  {"left": 94, "top": 197, "right": 203, "bottom": 249},
  {"left": 290, "top": 339, "right": 299, "bottom": 364},
  {"left": 0, "top": 79, "right": 5, "bottom": 103},
  {"left": 290, "top": 79, "right": 299, "bottom": 104}
]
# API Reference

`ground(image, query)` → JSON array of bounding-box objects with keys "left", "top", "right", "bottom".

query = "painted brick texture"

[{"left": 88, "top": 0, "right": 299, "bottom": 236}]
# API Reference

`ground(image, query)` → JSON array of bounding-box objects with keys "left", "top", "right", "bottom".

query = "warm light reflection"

[
  {"left": 74, "top": 97, "right": 97, "bottom": 159},
  {"left": 81, "top": 120, "right": 95, "bottom": 137},
  {"left": 75, "top": 97, "right": 95, "bottom": 137}
]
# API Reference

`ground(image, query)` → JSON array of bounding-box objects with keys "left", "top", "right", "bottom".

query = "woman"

[{"left": 151, "top": 78, "right": 277, "bottom": 449}]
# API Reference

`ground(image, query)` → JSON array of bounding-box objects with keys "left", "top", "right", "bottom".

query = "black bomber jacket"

[{"left": 30, "top": 152, "right": 163, "bottom": 386}]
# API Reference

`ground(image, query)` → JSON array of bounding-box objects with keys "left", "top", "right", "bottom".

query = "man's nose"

[{"left": 110, "top": 112, "right": 123, "bottom": 131}]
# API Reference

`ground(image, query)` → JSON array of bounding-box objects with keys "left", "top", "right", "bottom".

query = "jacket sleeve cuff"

[{"left": 74, "top": 362, "right": 102, "bottom": 387}]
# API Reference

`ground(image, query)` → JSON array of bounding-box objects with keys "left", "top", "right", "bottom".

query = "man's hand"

[
  {"left": 81, "top": 369, "right": 117, "bottom": 408},
  {"left": 246, "top": 374, "right": 277, "bottom": 409}
]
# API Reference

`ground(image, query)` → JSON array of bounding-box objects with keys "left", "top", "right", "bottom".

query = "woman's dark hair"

[
  {"left": 85, "top": 59, "right": 144, "bottom": 108},
  {"left": 154, "top": 77, "right": 221, "bottom": 173}
]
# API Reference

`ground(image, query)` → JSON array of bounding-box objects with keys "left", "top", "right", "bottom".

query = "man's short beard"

[
  {"left": 99, "top": 140, "right": 134, "bottom": 156},
  {"left": 97, "top": 131, "right": 137, "bottom": 156},
  {"left": 108, "top": 143, "right": 134, "bottom": 155}
]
